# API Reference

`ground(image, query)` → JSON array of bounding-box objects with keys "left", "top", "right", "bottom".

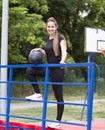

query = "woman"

[{"left": 25, "top": 17, "right": 67, "bottom": 128}]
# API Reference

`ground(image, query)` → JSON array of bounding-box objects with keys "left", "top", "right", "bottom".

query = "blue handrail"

[{"left": 0, "top": 55, "right": 95, "bottom": 130}]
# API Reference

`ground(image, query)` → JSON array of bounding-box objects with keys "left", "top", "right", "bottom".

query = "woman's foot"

[
  {"left": 47, "top": 122, "right": 60, "bottom": 128},
  {"left": 25, "top": 93, "right": 42, "bottom": 100}
]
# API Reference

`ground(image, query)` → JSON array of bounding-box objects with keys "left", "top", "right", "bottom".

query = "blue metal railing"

[{"left": 0, "top": 54, "right": 96, "bottom": 130}]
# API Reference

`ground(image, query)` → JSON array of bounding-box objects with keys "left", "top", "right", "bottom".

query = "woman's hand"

[
  {"left": 31, "top": 48, "right": 46, "bottom": 57},
  {"left": 60, "top": 61, "right": 66, "bottom": 69},
  {"left": 30, "top": 48, "right": 40, "bottom": 52},
  {"left": 100, "top": 50, "right": 105, "bottom": 57},
  {"left": 101, "top": 50, "right": 105, "bottom": 54}
]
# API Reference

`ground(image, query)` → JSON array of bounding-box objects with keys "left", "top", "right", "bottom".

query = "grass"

[
  {"left": 8, "top": 71, "right": 105, "bottom": 124},
  {"left": 93, "top": 101, "right": 105, "bottom": 119},
  {"left": 10, "top": 93, "right": 105, "bottom": 124},
  {"left": 10, "top": 106, "right": 84, "bottom": 123}
]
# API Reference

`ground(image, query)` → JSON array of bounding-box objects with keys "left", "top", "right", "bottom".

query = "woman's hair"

[
  {"left": 47, "top": 17, "right": 60, "bottom": 56},
  {"left": 47, "top": 17, "right": 58, "bottom": 28}
]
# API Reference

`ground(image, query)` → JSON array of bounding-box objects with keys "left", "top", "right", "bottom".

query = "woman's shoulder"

[{"left": 58, "top": 33, "right": 66, "bottom": 41}]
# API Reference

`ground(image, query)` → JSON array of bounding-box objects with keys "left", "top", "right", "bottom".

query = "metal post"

[
  {"left": 0, "top": 0, "right": 9, "bottom": 120},
  {"left": 42, "top": 65, "right": 50, "bottom": 130},
  {"left": 87, "top": 63, "right": 95, "bottom": 130}
]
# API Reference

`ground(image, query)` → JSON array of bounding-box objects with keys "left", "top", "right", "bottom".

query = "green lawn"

[{"left": 10, "top": 94, "right": 105, "bottom": 124}]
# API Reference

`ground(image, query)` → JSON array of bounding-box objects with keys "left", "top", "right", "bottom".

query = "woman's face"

[{"left": 46, "top": 21, "right": 57, "bottom": 36}]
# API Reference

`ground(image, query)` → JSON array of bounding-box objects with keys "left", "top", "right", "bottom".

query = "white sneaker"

[
  {"left": 25, "top": 93, "right": 42, "bottom": 100},
  {"left": 48, "top": 122, "right": 60, "bottom": 128}
]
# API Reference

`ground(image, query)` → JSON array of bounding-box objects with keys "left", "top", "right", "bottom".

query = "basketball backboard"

[{"left": 84, "top": 27, "right": 105, "bottom": 53}]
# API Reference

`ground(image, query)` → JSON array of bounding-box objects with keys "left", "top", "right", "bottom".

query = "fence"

[
  {"left": 0, "top": 56, "right": 95, "bottom": 130},
  {"left": 95, "top": 65, "right": 105, "bottom": 96}
]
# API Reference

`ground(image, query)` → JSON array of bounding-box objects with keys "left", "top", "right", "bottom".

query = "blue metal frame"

[
  {"left": 81, "top": 53, "right": 96, "bottom": 121},
  {"left": 0, "top": 54, "right": 96, "bottom": 130}
]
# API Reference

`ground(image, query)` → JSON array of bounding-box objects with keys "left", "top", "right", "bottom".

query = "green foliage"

[
  {"left": 7, "top": 0, "right": 48, "bottom": 63},
  {"left": 46, "top": 0, "right": 105, "bottom": 63},
  {"left": 0, "top": 0, "right": 105, "bottom": 64}
]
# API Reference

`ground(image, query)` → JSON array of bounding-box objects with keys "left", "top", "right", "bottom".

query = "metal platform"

[{"left": 0, "top": 120, "right": 105, "bottom": 130}]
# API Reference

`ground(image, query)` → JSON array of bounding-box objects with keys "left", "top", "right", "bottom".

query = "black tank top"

[{"left": 45, "top": 34, "right": 65, "bottom": 63}]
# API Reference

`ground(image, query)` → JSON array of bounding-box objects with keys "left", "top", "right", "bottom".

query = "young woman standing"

[{"left": 25, "top": 17, "right": 67, "bottom": 128}]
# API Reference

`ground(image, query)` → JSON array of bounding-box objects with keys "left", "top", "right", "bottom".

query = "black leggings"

[{"left": 26, "top": 67, "right": 65, "bottom": 121}]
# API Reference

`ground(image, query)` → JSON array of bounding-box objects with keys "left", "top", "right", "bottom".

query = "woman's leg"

[
  {"left": 26, "top": 67, "right": 45, "bottom": 93},
  {"left": 53, "top": 84, "right": 64, "bottom": 121},
  {"left": 51, "top": 68, "right": 65, "bottom": 121}
]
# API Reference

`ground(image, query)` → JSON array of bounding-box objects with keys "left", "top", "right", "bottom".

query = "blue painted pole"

[
  {"left": 6, "top": 67, "right": 13, "bottom": 130},
  {"left": 42, "top": 65, "right": 50, "bottom": 130},
  {"left": 87, "top": 63, "right": 95, "bottom": 130}
]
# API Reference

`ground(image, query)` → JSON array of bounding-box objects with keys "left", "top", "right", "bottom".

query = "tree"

[
  {"left": 1, "top": 0, "right": 105, "bottom": 64},
  {"left": 46, "top": 0, "right": 105, "bottom": 63},
  {"left": 8, "top": 0, "right": 48, "bottom": 64}
]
